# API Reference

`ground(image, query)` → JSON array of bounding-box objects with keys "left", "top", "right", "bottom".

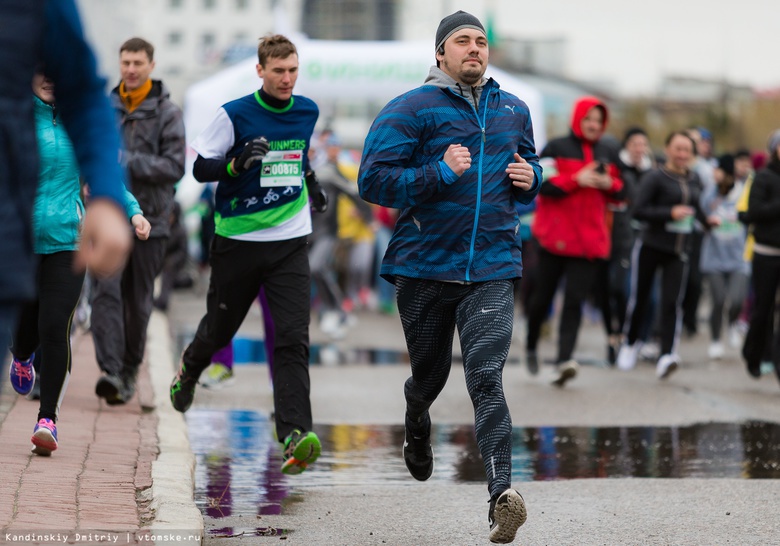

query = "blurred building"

[
  {"left": 76, "top": 0, "right": 303, "bottom": 102},
  {"left": 76, "top": 0, "right": 637, "bottom": 149},
  {"left": 76, "top": 0, "right": 579, "bottom": 102}
]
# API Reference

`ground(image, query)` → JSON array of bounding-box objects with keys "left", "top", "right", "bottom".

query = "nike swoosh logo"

[{"left": 481, "top": 308, "right": 497, "bottom": 313}]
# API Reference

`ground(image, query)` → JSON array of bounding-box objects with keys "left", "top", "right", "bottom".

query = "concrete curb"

[{"left": 146, "top": 310, "right": 203, "bottom": 545}]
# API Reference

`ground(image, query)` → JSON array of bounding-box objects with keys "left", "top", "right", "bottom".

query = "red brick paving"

[{"left": 0, "top": 331, "right": 158, "bottom": 544}]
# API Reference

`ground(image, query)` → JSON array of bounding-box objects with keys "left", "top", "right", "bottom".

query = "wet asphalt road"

[{"left": 166, "top": 286, "right": 780, "bottom": 545}]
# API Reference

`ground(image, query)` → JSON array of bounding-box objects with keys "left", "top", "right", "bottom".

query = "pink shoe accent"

[{"left": 31, "top": 418, "right": 58, "bottom": 455}]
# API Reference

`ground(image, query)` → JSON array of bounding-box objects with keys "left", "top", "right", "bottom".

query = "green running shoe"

[
  {"left": 281, "top": 429, "right": 321, "bottom": 475},
  {"left": 170, "top": 362, "right": 199, "bottom": 413}
]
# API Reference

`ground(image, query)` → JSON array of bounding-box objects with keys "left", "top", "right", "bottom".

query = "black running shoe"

[
  {"left": 170, "top": 362, "right": 199, "bottom": 413},
  {"left": 95, "top": 373, "right": 125, "bottom": 405},
  {"left": 488, "top": 489, "right": 527, "bottom": 544},
  {"left": 402, "top": 418, "right": 433, "bottom": 481}
]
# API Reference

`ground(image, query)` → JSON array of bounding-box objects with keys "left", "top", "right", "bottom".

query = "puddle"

[{"left": 188, "top": 409, "right": 780, "bottom": 529}]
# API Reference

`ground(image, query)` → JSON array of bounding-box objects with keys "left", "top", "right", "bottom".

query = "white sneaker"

[
  {"left": 319, "top": 311, "right": 346, "bottom": 339},
  {"left": 708, "top": 341, "right": 725, "bottom": 360},
  {"left": 617, "top": 344, "right": 639, "bottom": 371},
  {"left": 728, "top": 324, "right": 743, "bottom": 349},
  {"left": 551, "top": 359, "right": 578, "bottom": 387},
  {"left": 638, "top": 341, "right": 659, "bottom": 361},
  {"left": 656, "top": 353, "right": 679, "bottom": 379}
]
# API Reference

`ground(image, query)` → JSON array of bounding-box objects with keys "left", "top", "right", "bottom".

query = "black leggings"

[
  {"left": 13, "top": 251, "right": 85, "bottom": 422},
  {"left": 525, "top": 249, "right": 600, "bottom": 362},
  {"left": 396, "top": 277, "right": 515, "bottom": 498},
  {"left": 743, "top": 252, "right": 780, "bottom": 371},
  {"left": 623, "top": 243, "right": 688, "bottom": 357}
]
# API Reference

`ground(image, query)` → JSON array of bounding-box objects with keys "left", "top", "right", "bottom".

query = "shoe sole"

[
  {"left": 551, "top": 365, "right": 577, "bottom": 388},
  {"left": 95, "top": 378, "right": 125, "bottom": 405},
  {"left": 281, "top": 432, "right": 321, "bottom": 475},
  {"left": 31, "top": 430, "right": 57, "bottom": 456},
  {"left": 489, "top": 489, "right": 527, "bottom": 544},
  {"left": 658, "top": 361, "right": 679, "bottom": 380}
]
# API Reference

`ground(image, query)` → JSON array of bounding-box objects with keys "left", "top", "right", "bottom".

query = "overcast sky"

[{"left": 479, "top": 0, "right": 780, "bottom": 96}]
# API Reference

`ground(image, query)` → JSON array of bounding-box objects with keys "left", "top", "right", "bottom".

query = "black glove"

[
  {"left": 305, "top": 170, "right": 328, "bottom": 213},
  {"left": 233, "top": 136, "right": 269, "bottom": 173}
]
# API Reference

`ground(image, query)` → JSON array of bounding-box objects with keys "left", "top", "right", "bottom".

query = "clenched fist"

[{"left": 233, "top": 136, "right": 270, "bottom": 173}]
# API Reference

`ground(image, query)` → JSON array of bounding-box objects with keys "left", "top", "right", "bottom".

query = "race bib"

[
  {"left": 260, "top": 150, "right": 303, "bottom": 187},
  {"left": 713, "top": 219, "right": 742, "bottom": 240},
  {"left": 665, "top": 216, "right": 693, "bottom": 234}
]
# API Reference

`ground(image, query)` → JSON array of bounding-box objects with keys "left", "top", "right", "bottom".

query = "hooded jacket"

[
  {"left": 358, "top": 66, "right": 542, "bottom": 283},
  {"left": 531, "top": 96, "right": 623, "bottom": 260},
  {"left": 111, "top": 79, "right": 185, "bottom": 238}
]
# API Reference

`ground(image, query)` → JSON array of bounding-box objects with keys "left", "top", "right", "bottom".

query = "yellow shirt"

[{"left": 736, "top": 174, "right": 754, "bottom": 261}]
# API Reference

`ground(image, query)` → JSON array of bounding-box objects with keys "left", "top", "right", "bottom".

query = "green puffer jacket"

[{"left": 33, "top": 95, "right": 142, "bottom": 254}]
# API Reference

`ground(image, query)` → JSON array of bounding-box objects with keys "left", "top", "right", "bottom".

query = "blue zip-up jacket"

[
  {"left": 358, "top": 67, "right": 542, "bottom": 283},
  {"left": 33, "top": 96, "right": 143, "bottom": 255}
]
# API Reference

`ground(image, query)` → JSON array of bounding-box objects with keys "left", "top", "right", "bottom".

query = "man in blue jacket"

[
  {"left": 358, "top": 11, "right": 541, "bottom": 544},
  {"left": 0, "top": 0, "right": 131, "bottom": 389}
]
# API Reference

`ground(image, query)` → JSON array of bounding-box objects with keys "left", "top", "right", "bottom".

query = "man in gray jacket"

[{"left": 92, "top": 37, "right": 186, "bottom": 405}]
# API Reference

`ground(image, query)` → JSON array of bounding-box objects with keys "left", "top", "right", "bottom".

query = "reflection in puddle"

[
  {"left": 210, "top": 527, "right": 287, "bottom": 538},
  {"left": 176, "top": 330, "right": 411, "bottom": 365},
  {"left": 188, "top": 410, "right": 780, "bottom": 528}
]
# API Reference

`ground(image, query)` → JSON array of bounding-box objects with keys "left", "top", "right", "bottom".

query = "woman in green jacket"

[{"left": 7, "top": 71, "right": 150, "bottom": 456}]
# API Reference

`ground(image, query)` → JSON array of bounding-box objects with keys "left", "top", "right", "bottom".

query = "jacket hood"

[
  {"left": 570, "top": 95, "right": 608, "bottom": 142},
  {"left": 424, "top": 65, "right": 459, "bottom": 89},
  {"left": 424, "top": 66, "right": 487, "bottom": 108}
]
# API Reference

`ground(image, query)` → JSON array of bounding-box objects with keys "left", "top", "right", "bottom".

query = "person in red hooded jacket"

[{"left": 525, "top": 96, "right": 624, "bottom": 387}]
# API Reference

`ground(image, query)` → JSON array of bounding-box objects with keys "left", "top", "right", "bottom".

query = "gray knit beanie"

[
  {"left": 435, "top": 11, "right": 486, "bottom": 53},
  {"left": 768, "top": 129, "right": 780, "bottom": 156}
]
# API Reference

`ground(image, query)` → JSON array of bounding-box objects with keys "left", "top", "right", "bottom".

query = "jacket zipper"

[
  {"left": 456, "top": 87, "right": 490, "bottom": 282},
  {"left": 675, "top": 172, "right": 689, "bottom": 255}
]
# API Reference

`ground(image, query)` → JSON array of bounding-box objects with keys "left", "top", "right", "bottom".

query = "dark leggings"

[
  {"left": 623, "top": 243, "right": 688, "bottom": 357},
  {"left": 742, "top": 253, "right": 780, "bottom": 371},
  {"left": 525, "top": 248, "right": 599, "bottom": 362},
  {"left": 13, "top": 251, "right": 85, "bottom": 422},
  {"left": 396, "top": 277, "right": 514, "bottom": 498}
]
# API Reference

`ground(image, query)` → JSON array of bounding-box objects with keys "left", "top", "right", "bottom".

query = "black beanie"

[
  {"left": 435, "top": 11, "right": 486, "bottom": 53},
  {"left": 717, "top": 154, "right": 735, "bottom": 177}
]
